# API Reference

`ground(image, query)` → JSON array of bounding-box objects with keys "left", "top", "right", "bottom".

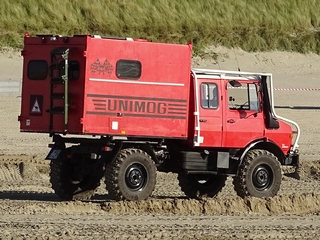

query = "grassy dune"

[{"left": 1, "top": 0, "right": 320, "bottom": 54}]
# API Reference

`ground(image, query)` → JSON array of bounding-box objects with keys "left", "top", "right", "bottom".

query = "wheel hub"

[
  {"left": 252, "top": 165, "right": 273, "bottom": 191},
  {"left": 125, "top": 164, "right": 147, "bottom": 191},
  {"left": 129, "top": 169, "right": 142, "bottom": 185}
]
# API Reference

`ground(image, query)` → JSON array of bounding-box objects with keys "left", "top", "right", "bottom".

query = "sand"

[{"left": 1, "top": 47, "right": 320, "bottom": 239}]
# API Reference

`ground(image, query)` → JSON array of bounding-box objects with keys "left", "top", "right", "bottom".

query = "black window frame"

[
  {"left": 200, "top": 83, "right": 219, "bottom": 109},
  {"left": 116, "top": 59, "right": 141, "bottom": 80},
  {"left": 28, "top": 60, "right": 48, "bottom": 80}
]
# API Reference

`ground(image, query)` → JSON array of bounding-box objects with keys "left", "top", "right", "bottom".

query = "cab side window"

[
  {"left": 227, "top": 82, "right": 260, "bottom": 111},
  {"left": 201, "top": 83, "right": 218, "bottom": 109}
]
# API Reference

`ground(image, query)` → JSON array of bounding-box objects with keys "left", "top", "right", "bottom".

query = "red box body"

[{"left": 19, "top": 35, "right": 192, "bottom": 139}]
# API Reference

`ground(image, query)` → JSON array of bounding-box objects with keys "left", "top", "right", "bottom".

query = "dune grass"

[{"left": 1, "top": 0, "right": 320, "bottom": 54}]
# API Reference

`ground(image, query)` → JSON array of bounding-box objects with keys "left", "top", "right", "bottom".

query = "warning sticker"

[{"left": 30, "top": 95, "right": 43, "bottom": 116}]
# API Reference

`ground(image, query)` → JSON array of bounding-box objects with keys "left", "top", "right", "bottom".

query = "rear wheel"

[
  {"left": 178, "top": 173, "right": 227, "bottom": 198},
  {"left": 105, "top": 148, "right": 156, "bottom": 201},
  {"left": 50, "top": 158, "right": 104, "bottom": 201},
  {"left": 233, "top": 149, "right": 281, "bottom": 198}
]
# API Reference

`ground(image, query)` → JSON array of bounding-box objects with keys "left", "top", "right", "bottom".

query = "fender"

[
  {"left": 46, "top": 142, "right": 66, "bottom": 160},
  {"left": 237, "top": 139, "right": 285, "bottom": 175},
  {"left": 110, "top": 141, "right": 160, "bottom": 165}
]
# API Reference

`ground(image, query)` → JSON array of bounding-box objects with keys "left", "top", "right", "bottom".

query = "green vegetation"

[{"left": 1, "top": 0, "right": 320, "bottom": 54}]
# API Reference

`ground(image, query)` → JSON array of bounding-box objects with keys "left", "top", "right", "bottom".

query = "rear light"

[
  {"left": 101, "top": 146, "right": 111, "bottom": 151},
  {"left": 50, "top": 36, "right": 58, "bottom": 41}
]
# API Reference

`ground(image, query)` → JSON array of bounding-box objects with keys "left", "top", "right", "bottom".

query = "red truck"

[{"left": 19, "top": 33, "right": 300, "bottom": 201}]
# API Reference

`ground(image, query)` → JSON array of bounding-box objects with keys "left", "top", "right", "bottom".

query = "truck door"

[
  {"left": 197, "top": 80, "right": 223, "bottom": 147},
  {"left": 20, "top": 44, "right": 85, "bottom": 134},
  {"left": 223, "top": 81, "right": 264, "bottom": 148}
]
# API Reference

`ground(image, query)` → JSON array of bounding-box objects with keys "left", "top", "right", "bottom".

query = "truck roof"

[{"left": 192, "top": 68, "right": 272, "bottom": 81}]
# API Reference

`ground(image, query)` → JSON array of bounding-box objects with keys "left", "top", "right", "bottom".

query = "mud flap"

[{"left": 46, "top": 147, "right": 65, "bottom": 160}]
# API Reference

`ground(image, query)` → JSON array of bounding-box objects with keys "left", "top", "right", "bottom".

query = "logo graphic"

[
  {"left": 86, "top": 94, "right": 187, "bottom": 120},
  {"left": 90, "top": 59, "right": 113, "bottom": 75}
]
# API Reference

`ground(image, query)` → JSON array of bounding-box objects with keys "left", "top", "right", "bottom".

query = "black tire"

[
  {"left": 178, "top": 173, "right": 227, "bottom": 198},
  {"left": 105, "top": 148, "right": 156, "bottom": 201},
  {"left": 233, "top": 149, "right": 281, "bottom": 198},
  {"left": 50, "top": 160, "right": 104, "bottom": 201}
]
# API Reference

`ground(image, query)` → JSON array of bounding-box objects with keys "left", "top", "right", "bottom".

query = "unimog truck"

[{"left": 19, "top": 33, "right": 300, "bottom": 201}]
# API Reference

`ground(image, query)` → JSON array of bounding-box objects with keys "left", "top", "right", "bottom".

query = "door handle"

[
  {"left": 199, "top": 119, "right": 207, "bottom": 122},
  {"left": 227, "top": 119, "right": 235, "bottom": 123}
]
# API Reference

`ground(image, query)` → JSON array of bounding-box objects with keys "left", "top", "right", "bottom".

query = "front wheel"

[
  {"left": 178, "top": 173, "right": 227, "bottom": 198},
  {"left": 105, "top": 148, "right": 156, "bottom": 201},
  {"left": 233, "top": 149, "right": 282, "bottom": 198}
]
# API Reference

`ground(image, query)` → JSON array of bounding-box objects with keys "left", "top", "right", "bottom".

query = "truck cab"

[
  {"left": 193, "top": 69, "right": 299, "bottom": 154},
  {"left": 175, "top": 69, "right": 300, "bottom": 199}
]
